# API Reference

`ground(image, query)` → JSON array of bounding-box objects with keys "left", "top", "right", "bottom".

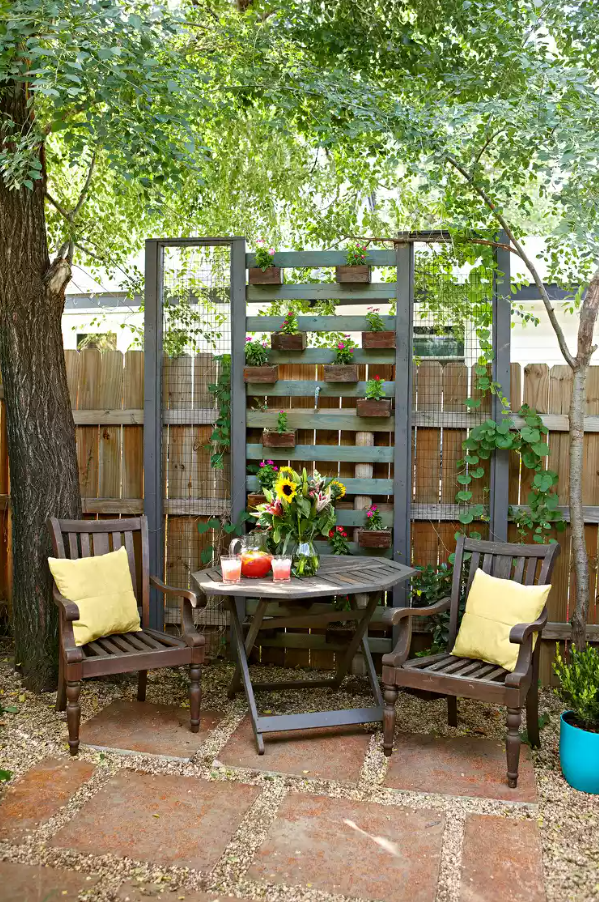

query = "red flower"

[
  {"left": 329, "top": 529, "right": 335, "bottom": 538},
  {"left": 375, "top": 375, "right": 380, "bottom": 381}
]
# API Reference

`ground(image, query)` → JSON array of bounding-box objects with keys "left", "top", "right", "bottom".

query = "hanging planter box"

[
  {"left": 357, "top": 529, "right": 392, "bottom": 549},
  {"left": 247, "top": 493, "right": 266, "bottom": 508},
  {"left": 323, "top": 364, "right": 359, "bottom": 382},
  {"left": 325, "top": 622, "right": 355, "bottom": 644},
  {"left": 271, "top": 332, "right": 307, "bottom": 351},
  {"left": 249, "top": 267, "right": 282, "bottom": 285},
  {"left": 262, "top": 430, "right": 297, "bottom": 448},
  {"left": 243, "top": 365, "right": 278, "bottom": 384},
  {"left": 362, "top": 331, "right": 396, "bottom": 349},
  {"left": 335, "top": 265, "right": 371, "bottom": 284},
  {"left": 356, "top": 398, "right": 392, "bottom": 418}
]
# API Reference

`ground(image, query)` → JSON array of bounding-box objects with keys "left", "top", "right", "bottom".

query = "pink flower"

[
  {"left": 246, "top": 337, "right": 251, "bottom": 342},
  {"left": 260, "top": 462, "right": 265, "bottom": 468},
  {"left": 267, "top": 460, "right": 273, "bottom": 465},
  {"left": 256, "top": 238, "right": 265, "bottom": 246},
  {"left": 274, "top": 466, "right": 279, "bottom": 471},
  {"left": 268, "top": 248, "right": 275, "bottom": 255},
  {"left": 279, "top": 410, "right": 284, "bottom": 414},
  {"left": 338, "top": 342, "right": 345, "bottom": 349},
  {"left": 367, "top": 511, "right": 373, "bottom": 518}
]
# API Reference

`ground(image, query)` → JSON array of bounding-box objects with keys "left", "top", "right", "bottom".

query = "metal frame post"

[
  {"left": 393, "top": 242, "right": 414, "bottom": 610},
  {"left": 230, "top": 237, "right": 247, "bottom": 526},
  {"left": 490, "top": 230, "right": 511, "bottom": 541},
  {"left": 144, "top": 239, "right": 164, "bottom": 629}
]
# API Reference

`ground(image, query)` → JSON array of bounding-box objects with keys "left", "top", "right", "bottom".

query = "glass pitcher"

[{"left": 229, "top": 531, "right": 272, "bottom": 578}]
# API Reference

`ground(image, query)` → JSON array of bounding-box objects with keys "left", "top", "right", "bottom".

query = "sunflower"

[
  {"left": 330, "top": 479, "right": 346, "bottom": 499},
  {"left": 275, "top": 477, "right": 298, "bottom": 503},
  {"left": 278, "top": 466, "right": 297, "bottom": 480}
]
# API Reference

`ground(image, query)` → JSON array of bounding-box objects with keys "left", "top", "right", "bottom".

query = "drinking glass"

[
  {"left": 272, "top": 555, "right": 292, "bottom": 581},
  {"left": 220, "top": 554, "right": 242, "bottom": 584}
]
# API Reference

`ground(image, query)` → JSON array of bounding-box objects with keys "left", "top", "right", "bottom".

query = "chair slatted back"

[
  {"left": 48, "top": 516, "right": 150, "bottom": 627},
  {"left": 448, "top": 537, "right": 561, "bottom": 648}
]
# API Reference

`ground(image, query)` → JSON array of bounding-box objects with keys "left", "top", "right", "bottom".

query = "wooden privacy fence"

[{"left": 1, "top": 354, "right": 599, "bottom": 682}]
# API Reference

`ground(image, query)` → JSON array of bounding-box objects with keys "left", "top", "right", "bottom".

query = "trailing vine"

[{"left": 208, "top": 354, "right": 231, "bottom": 470}]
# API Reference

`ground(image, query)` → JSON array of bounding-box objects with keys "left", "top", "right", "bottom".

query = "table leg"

[
  {"left": 226, "top": 598, "right": 265, "bottom": 754},
  {"left": 332, "top": 592, "right": 381, "bottom": 691},
  {"left": 228, "top": 598, "right": 269, "bottom": 699},
  {"left": 350, "top": 596, "right": 384, "bottom": 707}
]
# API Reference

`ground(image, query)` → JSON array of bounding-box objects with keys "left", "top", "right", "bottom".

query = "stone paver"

[
  {"left": 219, "top": 714, "right": 371, "bottom": 782},
  {"left": 80, "top": 700, "right": 224, "bottom": 759},
  {"left": 0, "top": 861, "right": 98, "bottom": 902},
  {"left": 118, "top": 882, "right": 254, "bottom": 901},
  {"left": 0, "top": 757, "right": 94, "bottom": 840},
  {"left": 385, "top": 734, "right": 536, "bottom": 802},
  {"left": 248, "top": 792, "right": 444, "bottom": 902},
  {"left": 460, "top": 814, "right": 545, "bottom": 902},
  {"left": 51, "top": 771, "right": 260, "bottom": 871}
]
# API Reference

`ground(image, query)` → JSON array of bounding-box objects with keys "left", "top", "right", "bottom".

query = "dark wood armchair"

[
  {"left": 48, "top": 516, "right": 205, "bottom": 755},
  {"left": 382, "top": 537, "right": 560, "bottom": 788}
]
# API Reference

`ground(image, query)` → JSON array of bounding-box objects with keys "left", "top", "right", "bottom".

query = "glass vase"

[{"left": 290, "top": 538, "right": 320, "bottom": 578}]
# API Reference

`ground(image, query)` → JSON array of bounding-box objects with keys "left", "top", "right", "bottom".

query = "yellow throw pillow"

[
  {"left": 451, "top": 568, "right": 551, "bottom": 672},
  {"left": 48, "top": 546, "right": 141, "bottom": 647}
]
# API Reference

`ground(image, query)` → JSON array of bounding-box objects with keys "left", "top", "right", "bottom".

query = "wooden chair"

[
  {"left": 48, "top": 516, "right": 205, "bottom": 755},
  {"left": 382, "top": 537, "right": 560, "bottom": 788}
]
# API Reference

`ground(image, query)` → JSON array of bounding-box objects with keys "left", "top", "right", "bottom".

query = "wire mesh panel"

[
  {"left": 161, "top": 244, "right": 232, "bottom": 654},
  {"left": 411, "top": 245, "right": 496, "bottom": 573}
]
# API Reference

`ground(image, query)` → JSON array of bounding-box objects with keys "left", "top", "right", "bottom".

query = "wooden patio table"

[{"left": 192, "top": 555, "right": 416, "bottom": 753}]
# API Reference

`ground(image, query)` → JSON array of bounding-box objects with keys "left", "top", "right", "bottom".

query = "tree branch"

[
  {"left": 445, "top": 153, "right": 577, "bottom": 369},
  {"left": 71, "top": 149, "right": 96, "bottom": 219},
  {"left": 577, "top": 268, "right": 599, "bottom": 365},
  {"left": 45, "top": 191, "right": 71, "bottom": 222}
]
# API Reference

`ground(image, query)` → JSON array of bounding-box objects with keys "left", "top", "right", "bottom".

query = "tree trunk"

[
  {"left": 569, "top": 363, "right": 589, "bottom": 650},
  {"left": 0, "top": 84, "right": 81, "bottom": 690}
]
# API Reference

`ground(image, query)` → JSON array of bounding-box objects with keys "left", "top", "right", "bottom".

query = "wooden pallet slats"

[
  {"left": 246, "top": 444, "right": 394, "bottom": 462},
  {"left": 246, "top": 380, "right": 395, "bottom": 397},
  {"left": 247, "top": 315, "right": 394, "bottom": 332},
  {"left": 246, "top": 250, "right": 397, "bottom": 268},
  {"left": 247, "top": 284, "right": 397, "bottom": 302}
]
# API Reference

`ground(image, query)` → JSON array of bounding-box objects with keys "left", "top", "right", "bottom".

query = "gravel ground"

[{"left": 0, "top": 643, "right": 598, "bottom": 902}]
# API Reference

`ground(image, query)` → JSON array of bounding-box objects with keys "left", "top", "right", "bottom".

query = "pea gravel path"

[{"left": 0, "top": 646, "right": 598, "bottom": 902}]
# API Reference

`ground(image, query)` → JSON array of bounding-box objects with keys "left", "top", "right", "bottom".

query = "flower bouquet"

[{"left": 251, "top": 467, "right": 346, "bottom": 577}]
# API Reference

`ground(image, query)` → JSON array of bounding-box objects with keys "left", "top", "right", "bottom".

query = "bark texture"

[
  {"left": 570, "top": 269, "right": 599, "bottom": 651},
  {"left": 0, "top": 83, "right": 81, "bottom": 690}
]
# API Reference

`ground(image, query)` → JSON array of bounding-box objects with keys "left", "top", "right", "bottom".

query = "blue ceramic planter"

[{"left": 560, "top": 711, "right": 599, "bottom": 794}]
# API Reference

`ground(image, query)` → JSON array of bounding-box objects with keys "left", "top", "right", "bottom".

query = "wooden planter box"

[
  {"left": 356, "top": 398, "right": 392, "bottom": 418},
  {"left": 262, "top": 430, "right": 296, "bottom": 448},
  {"left": 247, "top": 493, "right": 266, "bottom": 508},
  {"left": 243, "top": 365, "right": 278, "bottom": 383},
  {"left": 325, "top": 623, "right": 355, "bottom": 644},
  {"left": 271, "top": 332, "right": 307, "bottom": 351},
  {"left": 357, "top": 529, "right": 392, "bottom": 549},
  {"left": 249, "top": 266, "right": 282, "bottom": 285},
  {"left": 323, "top": 364, "right": 359, "bottom": 382},
  {"left": 335, "top": 265, "right": 371, "bottom": 284},
  {"left": 362, "top": 331, "right": 396, "bottom": 349}
]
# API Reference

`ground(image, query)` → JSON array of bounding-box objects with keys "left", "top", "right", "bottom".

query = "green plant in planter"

[
  {"left": 346, "top": 242, "right": 368, "bottom": 266},
  {"left": 277, "top": 410, "right": 288, "bottom": 433},
  {"left": 245, "top": 338, "right": 270, "bottom": 366},
  {"left": 364, "top": 504, "right": 384, "bottom": 529},
  {"left": 280, "top": 310, "right": 299, "bottom": 334},
  {"left": 365, "top": 376, "right": 386, "bottom": 400},
  {"left": 329, "top": 525, "right": 350, "bottom": 554},
  {"left": 365, "top": 307, "right": 386, "bottom": 331},
  {"left": 255, "top": 239, "right": 275, "bottom": 271},
  {"left": 247, "top": 460, "right": 280, "bottom": 492},
  {"left": 554, "top": 645, "right": 599, "bottom": 730},
  {"left": 333, "top": 335, "right": 357, "bottom": 364}
]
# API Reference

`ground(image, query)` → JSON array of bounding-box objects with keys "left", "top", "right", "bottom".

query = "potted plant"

[
  {"left": 247, "top": 460, "right": 280, "bottom": 508},
  {"left": 357, "top": 504, "right": 392, "bottom": 549},
  {"left": 362, "top": 307, "right": 395, "bottom": 349},
  {"left": 554, "top": 644, "right": 599, "bottom": 794},
  {"left": 336, "top": 242, "right": 371, "bottom": 283},
  {"left": 323, "top": 336, "right": 359, "bottom": 382},
  {"left": 243, "top": 338, "right": 278, "bottom": 383},
  {"left": 251, "top": 468, "right": 345, "bottom": 577},
  {"left": 262, "top": 410, "right": 296, "bottom": 448},
  {"left": 248, "top": 240, "right": 282, "bottom": 285},
  {"left": 270, "top": 310, "right": 307, "bottom": 351},
  {"left": 356, "top": 376, "right": 392, "bottom": 417}
]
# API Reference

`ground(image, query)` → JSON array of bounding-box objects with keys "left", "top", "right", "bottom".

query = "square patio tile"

[
  {"left": 51, "top": 771, "right": 260, "bottom": 871},
  {"left": 0, "top": 757, "right": 94, "bottom": 840},
  {"left": 248, "top": 792, "right": 444, "bottom": 902},
  {"left": 460, "top": 814, "right": 545, "bottom": 901},
  {"left": 80, "top": 700, "right": 224, "bottom": 759},
  {"left": 385, "top": 733, "right": 536, "bottom": 802},
  {"left": 0, "top": 862, "right": 98, "bottom": 902},
  {"left": 117, "top": 882, "right": 254, "bottom": 902},
  {"left": 218, "top": 714, "right": 371, "bottom": 782}
]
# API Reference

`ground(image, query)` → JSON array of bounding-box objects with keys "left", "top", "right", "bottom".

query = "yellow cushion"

[
  {"left": 451, "top": 568, "right": 551, "bottom": 672},
  {"left": 48, "top": 546, "right": 141, "bottom": 647}
]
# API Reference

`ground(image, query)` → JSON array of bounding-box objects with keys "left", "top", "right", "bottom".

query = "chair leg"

[
  {"left": 189, "top": 664, "right": 202, "bottom": 733},
  {"left": 447, "top": 696, "right": 458, "bottom": 727},
  {"left": 526, "top": 682, "right": 540, "bottom": 748},
  {"left": 137, "top": 670, "right": 148, "bottom": 702},
  {"left": 383, "top": 685, "right": 398, "bottom": 757},
  {"left": 506, "top": 707, "right": 522, "bottom": 788},
  {"left": 55, "top": 653, "right": 66, "bottom": 713},
  {"left": 66, "top": 680, "right": 82, "bottom": 756}
]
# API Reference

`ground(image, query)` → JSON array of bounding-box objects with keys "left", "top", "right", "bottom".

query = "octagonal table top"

[{"left": 192, "top": 555, "right": 416, "bottom": 600}]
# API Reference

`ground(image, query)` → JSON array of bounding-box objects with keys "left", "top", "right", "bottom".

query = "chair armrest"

[
  {"left": 509, "top": 609, "right": 548, "bottom": 645},
  {"left": 52, "top": 586, "right": 80, "bottom": 622},
  {"left": 149, "top": 576, "right": 205, "bottom": 648},
  {"left": 385, "top": 597, "right": 451, "bottom": 627},
  {"left": 52, "top": 588, "right": 84, "bottom": 664}
]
